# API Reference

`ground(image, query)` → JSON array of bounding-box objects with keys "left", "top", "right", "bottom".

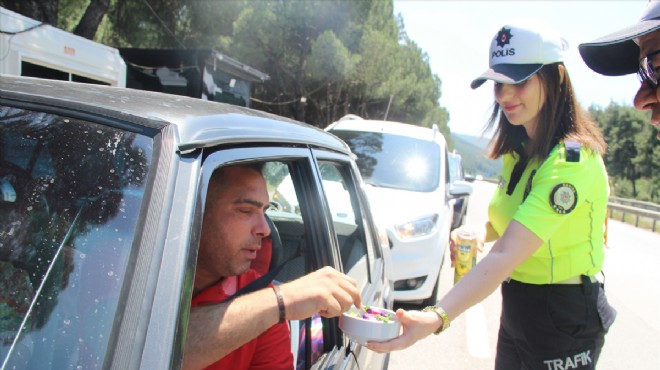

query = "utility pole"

[{"left": 384, "top": 95, "right": 394, "bottom": 120}]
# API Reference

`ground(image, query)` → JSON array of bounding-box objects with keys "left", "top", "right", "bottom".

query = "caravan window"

[{"left": 21, "top": 61, "right": 110, "bottom": 86}]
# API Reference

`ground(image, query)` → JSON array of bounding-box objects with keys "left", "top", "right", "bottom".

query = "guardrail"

[
  {"left": 609, "top": 196, "right": 660, "bottom": 212},
  {"left": 608, "top": 197, "right": 660, "bottom": 232},
  {"left": 477, "top": 181, "right": 659, "bottom": 232}
]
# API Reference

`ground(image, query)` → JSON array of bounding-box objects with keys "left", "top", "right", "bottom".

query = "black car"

[
  {"left": 448, "top": 152, "right": 474, "bottom": 230},
  {"left": 0, "top": 76, "right": 392, "bottom": 369}
]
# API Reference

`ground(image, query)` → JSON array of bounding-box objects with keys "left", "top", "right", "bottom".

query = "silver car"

[{"left": 0, "top": 76, "right": 392, "bottom": 370}]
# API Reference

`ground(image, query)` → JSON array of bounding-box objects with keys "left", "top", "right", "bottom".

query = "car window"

[
  {"left": 0, "top": 106, "right": 152, "bottom": 369},
  {"left": 263, "top": 161, "right": 308, "bottom": 284},
  {"left": 263, "top": 161, "right": 328, "bottom": 368},
  {"left": 317, "top": 161, "right": 370, "bottom": 284},
  {"left": 202, "top": 158, "right": 328, "bottom": 369},
  {"left": 198, "top": 152, "right": 384, "bottom": 370},
  {"left": 330, "top": 130, "right": 440, "bottom": 192}
]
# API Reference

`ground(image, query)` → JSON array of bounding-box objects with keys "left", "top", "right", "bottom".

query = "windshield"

[{"left": 331, "top": 130, "right": 440, "bottom": 192}]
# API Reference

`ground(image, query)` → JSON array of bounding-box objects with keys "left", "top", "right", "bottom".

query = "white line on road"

[{"left": 465, "top": 303, "right": 491, "bottom": 358}]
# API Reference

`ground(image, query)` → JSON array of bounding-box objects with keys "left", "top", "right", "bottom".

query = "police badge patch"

[{"left": 550, "top": 183, "right": 577, "bottom": 214}]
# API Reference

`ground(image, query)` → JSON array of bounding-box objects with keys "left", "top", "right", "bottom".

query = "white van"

[
  {"left": 0, "top": 7, "right": 126, "bottom": 87},
  {"left": 327, "top": 116, "right": 470, "bottom": 305}
]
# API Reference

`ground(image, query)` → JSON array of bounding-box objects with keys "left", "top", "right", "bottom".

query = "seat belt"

[{"left": 226, "top": 253, "right": 298, "bottom": 301}]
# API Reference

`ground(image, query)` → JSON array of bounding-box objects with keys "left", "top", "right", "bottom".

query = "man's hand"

[{"left": 279, "top": 266, "right": 361, "bottom": 320}]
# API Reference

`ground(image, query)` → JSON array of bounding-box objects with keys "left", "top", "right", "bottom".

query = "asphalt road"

[{"left": 387, "top": 180, "right": 660, "bottom": 370}]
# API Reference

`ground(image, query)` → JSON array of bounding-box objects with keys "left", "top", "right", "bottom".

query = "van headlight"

[{"left": 394, "top": 214, "right": 439, "bottom": 238}]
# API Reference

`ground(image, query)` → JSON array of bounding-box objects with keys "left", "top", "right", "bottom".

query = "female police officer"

[{"left": 367, "top": 21, "right": 617, "bottom": 369}]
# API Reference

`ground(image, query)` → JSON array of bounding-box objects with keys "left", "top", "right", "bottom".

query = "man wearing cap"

[{"left": 579, "top": 0, "right": 660, "bottom": 140}]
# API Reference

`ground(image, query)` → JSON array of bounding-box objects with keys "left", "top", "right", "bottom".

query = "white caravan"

[{"left": 0, "top": 6, "right": 126, "bottom": 87}]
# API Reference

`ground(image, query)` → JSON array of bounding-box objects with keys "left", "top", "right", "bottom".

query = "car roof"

[
  {"left": 326, "top": 117, "right": 438, "bottom": 142},
  {"left": 0, "top": 75, "right": 350, "bottom": 154}
]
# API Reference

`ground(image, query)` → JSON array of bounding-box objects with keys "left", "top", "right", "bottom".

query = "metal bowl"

[{"left": 339, "top": 306, "right": 401, "bottom": 345}]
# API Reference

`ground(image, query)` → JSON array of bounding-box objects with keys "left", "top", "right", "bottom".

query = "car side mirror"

[{"left": 448, "top": 180, "right": 473, "bottom": 199}]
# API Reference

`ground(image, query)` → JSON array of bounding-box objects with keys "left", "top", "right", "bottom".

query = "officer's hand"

[{"left": 366, "top": 308, "right": 439, "bottom": 353}]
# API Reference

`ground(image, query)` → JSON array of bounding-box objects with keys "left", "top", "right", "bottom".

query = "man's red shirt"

[{"left": 191, "top": 269, "right": 294, "bottom": 370}]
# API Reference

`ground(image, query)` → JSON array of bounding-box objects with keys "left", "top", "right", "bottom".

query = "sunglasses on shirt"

[{"left": 638, "top": 50, "right": 660, "bottom": 89}]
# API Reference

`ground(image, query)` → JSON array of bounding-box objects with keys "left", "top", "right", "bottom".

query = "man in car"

[{"left": 183, "top": 164, "right": 362, "bottom": 370}]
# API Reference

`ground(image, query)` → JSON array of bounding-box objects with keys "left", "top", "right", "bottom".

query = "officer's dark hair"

[{"left": 485, "top": 62, "right": 607, "bottom": 161}]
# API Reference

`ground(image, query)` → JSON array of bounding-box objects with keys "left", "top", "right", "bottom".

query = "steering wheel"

[
  {"left": 0, "top": 160, "right": 31, "bottom": 203},
  {"left": 0, "top": 161, "right": 51, "bottom": 214},
  {"left": 269, "top": 200, "right": 283, "bottom": 212}
]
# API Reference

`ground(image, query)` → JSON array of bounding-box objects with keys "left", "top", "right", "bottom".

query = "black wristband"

[{"left": 272, "top": 285, "right": 286, "bottom": 324}]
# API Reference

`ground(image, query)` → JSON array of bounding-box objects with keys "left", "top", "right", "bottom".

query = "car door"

[
  {"left": 197, "top": 146, "right": 390, "bottom": 370},
  {"left": 309, "top": 149, "right": 391, "bottom": 370},
  {"left": 199, "top": 146, "right": 340, "bottom": 370}
]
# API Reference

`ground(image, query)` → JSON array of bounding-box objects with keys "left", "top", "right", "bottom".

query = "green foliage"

[
  {"left": 222, "top": 0, "right": 449, "bottom": 133},
  {"left": 451, "top": 133, "right": 502, "bottom": 179},
  {"left": 307, "top": 31, "right": 356, "bottom": 82},
  {"left": 57, "top": 0, "right": 88, "bottom": 31},
  {"left": 610, "top": 177, "right": 658, "bottom": 202},
  {"left": 234, "top": 1, "right": 348, "bottom": 120},
  {"left": 589, "top": 102, "right": 658, "bottom": 202},
  {"left": 9, "top": 0, "right": 451, "bottom": 144}
]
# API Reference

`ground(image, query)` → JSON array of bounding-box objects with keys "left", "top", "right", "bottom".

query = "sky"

[{"left": 392, "top": 0, "right": 647, "bottom": 138}]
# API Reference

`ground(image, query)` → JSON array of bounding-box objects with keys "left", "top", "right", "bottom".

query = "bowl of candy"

[{"left": 339, "top": 305, "right": 401, "bottom": 345}]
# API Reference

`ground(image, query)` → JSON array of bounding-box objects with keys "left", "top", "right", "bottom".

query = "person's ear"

[{"left": 558, "top": 64, "right": 566, "bottom": 85}]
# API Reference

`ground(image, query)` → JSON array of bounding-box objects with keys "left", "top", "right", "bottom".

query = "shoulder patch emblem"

[{"left": 550, "top": 183, "right": 577, "bottom": 214}]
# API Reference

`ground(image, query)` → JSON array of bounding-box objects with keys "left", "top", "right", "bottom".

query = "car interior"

[{"left": 232, "top": 159, "right": 371, "bottom": 369}]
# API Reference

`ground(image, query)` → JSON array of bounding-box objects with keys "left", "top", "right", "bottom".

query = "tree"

[
  {"left": 0, "top": 0, "right": 59, "bottom": 25},
  {"left": 225, "top": 0, "right": 450, "bottom": 135},
  {"left": 72, "top": 0, "right": 110, "bottom": 39},
  {"left": 1, "top": 0, "right": 111, "bottom": 40},
  {"left": 590, "top": 102, "right": 658, "bottom": 201},
  {"left": 1, "top": 0, "right": 452, "bottom": 147},
  {"left": 631, "top": 114, "right": 660, "bottom": 201},
  {"left": 228, "top": 0, "right": 370, "bottom": 124},
  {"left": 100, "top": 0, "right": 186, "bottom": 48},
  {"left": 306, "top": 30, "right": 360, "bottom": 123}
]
